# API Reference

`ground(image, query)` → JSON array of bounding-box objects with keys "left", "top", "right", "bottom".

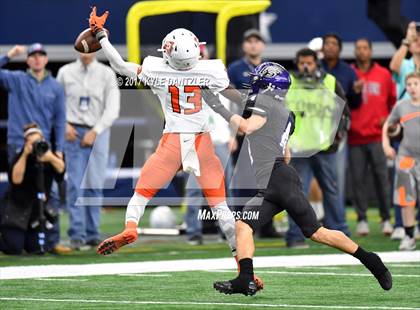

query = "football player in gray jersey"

[{"left": 203, "top": 62, "right": 392, "bottom": 295}]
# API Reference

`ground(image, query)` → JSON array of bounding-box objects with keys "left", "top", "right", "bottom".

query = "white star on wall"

[{"left": 259, "top": 11, "right": 278, "bottom": 43}]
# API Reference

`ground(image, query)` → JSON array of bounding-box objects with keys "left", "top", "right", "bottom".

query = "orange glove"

[{"left": 89, "top": 6, "right": 109, "bottom": 35}]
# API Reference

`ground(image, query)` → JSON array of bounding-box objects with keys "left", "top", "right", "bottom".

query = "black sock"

[
  {"left": 352, "top": 246, "right": 369, "bottom": 261},
  {"left": 238, "top": 258, "right": 254, "bottom": 277},
  {"left": 353, "top": 246, "right": 387, "bottom": 277},
  {"left": 404, "top": 226, "right": 414, "bottom": 238},
  {"left": 229, "top": 258, "right": 254, "bottom": 292}
]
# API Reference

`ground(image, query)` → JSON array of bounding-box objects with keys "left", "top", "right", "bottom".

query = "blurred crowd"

[{"left": 0, "top": 22, "right": 419, "bottom": 255}]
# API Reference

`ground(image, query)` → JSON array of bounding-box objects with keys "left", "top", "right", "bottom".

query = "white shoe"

[
  {"left": 381, "top": 220, "right": 393, "bottom": 236},
  {"left": 356, "top": 220, "right": 369, "bottom": 236},
  {"left": 399, "top": 236, "right": 416, "bottom": 251},
  {"left": 391, "top": 227, "right": 405, "bottom": 240},
  {"left": 415, "top": 226, "right": 420, "bottom": 241}
]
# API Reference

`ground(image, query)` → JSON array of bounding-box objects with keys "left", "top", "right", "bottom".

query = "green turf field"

[
  {"left": 1, "top": 208, "right": 419, "bottom": 309},
  {"left": 1, "top": 263, "right": 419, "bottom": 309},
  {"left": 0, "top": 208, "right": 410, "bottom": 266}
]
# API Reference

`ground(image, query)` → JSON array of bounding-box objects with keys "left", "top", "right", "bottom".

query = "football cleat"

[
  {"left": 375, "top": 269, "right": 393, "bottom": 291},
  {"left": 97, "top": 222, "right": 138, "bottom": 255},
  {"left": 366, "top": 252, "right": 393, "bottom": 291},
  {"left": 213, "top": 280, "right": 257, "bottom": 296}
]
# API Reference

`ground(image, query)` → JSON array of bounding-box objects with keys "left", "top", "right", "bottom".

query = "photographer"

[
  {"left": 0, "top": 124, "right": 65, "bottom": 255},
  {"left": 285, "top": 48, "right": 350, "bottom": 248}
]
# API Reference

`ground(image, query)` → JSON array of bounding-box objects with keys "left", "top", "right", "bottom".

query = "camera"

[
  {"left": 300, "top": 65, "right": 322, "bottom": 87},
  {"left": 32, "top": 139, "right": 49, "bottom": 157}
]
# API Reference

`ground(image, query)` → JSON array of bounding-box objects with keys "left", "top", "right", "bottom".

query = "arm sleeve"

[
  {"left": 93, "top": 69, "right": 120, "bottom": 134},
  {"left": 99, "top": 37, "right": 140, "bottom": 78},
  {"left": 0, "top": 55, "right": 20, "bottom": 91},
  {"left": 54, "top": 85, "right": 66, "bottom": 152},
  {"left": 387, "top": 102, "right": 401, "bottom": 124}
]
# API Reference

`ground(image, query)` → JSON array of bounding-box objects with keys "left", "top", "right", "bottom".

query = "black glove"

[{"left": 201, "top": 87, "right": 234, "bottom": 121}]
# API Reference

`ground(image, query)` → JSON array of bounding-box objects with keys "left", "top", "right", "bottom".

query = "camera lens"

[{"left": 32, "top": 140, "right": 49, "bottom": 157}]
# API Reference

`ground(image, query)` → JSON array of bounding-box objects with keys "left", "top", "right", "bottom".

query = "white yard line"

[
  {"left": 34, "top": 278, "right": 89, "bottom": 282},
  {"left": 1, "top": 251, "right": 419, "bottom": 280},
  {"left": 0, "top": 297, "right": 418, "bottom": 310},
  {"left": 388, "top": 264, "right": 420, "bottom": 268},
  {"left": 284, "top": 266, "right": 342, "bottom": 270},
  {"left": 117, "top": 273, "right": 172, "bottom": 277},
  {"left": 207, "top": 270, "right": 420, "bottom": 277}
]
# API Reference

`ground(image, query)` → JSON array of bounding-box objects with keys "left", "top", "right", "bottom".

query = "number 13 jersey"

[{"left": 139, "top": 56, "right": 229, "bottom": 133}]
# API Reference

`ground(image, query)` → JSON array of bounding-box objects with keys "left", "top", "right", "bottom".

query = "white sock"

[
  {"left": 212, "top": 202, "right": 237, "bottom": 256},
  {"left": 125, "top": 193, "right": 149, "bottom": 225}
]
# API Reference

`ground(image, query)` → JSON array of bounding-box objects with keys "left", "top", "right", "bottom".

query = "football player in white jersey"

[{"left": 89, "top": 7, "right": 263, "bottom": 288}]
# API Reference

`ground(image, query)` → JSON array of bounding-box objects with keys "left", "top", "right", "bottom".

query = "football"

[{"left": 74, "top": 28, "right": 109, "bottom": 53}]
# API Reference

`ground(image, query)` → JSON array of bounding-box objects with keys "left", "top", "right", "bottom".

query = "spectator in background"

[
  {"left": 227, "top": 30, "right": 281, "bottom": 238},
  {"left": 0, "top": 44, "right": 66, "bottom": 163},
  {"left": 321, "top": 34, "right": 362, "bottom": 108},
  {"left": 389, "top": 22, "right": 420, "bottom": 240},
  {"left": 57, "top": 53, "right": 120, "bottom": 250},
  {"left": 0, "top": 43, "right": 68, "bottom": 254},
  {"left": 321, "top": 33, "right": 362, "bottom": 226},
  {"left": 285, "top": 48, "right": 350, "bottom": 248},
  {"left": 390, "top": 22, "right": 420, "bottom": 100},
  {"left": 349, "top": 38, "right": 395, "bottom": 236},
  {"left": 228, "top": 29, "right": 265, "bottom": 90},
  {"left": 383, "top": 72, "right": 420, "bottom": 251},
  {"left": 0, "top": 124, "right": 65, "bottom": 255}
]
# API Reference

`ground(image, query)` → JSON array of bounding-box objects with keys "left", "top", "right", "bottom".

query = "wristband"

[
  {"left": 96, "top": 30, "right": 107, "bottom": 42},
  {"left": 402, "top": 39, "right": 410, "bottom": 47}
]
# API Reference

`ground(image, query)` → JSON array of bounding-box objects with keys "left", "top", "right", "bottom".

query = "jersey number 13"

[{"left": 168, "top": 85, "right": 202, "bottom": 115}]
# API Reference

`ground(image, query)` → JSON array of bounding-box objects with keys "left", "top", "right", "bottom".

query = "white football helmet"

[{"left": 158, "top": 28, "right": 205, "bottom": 70}]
